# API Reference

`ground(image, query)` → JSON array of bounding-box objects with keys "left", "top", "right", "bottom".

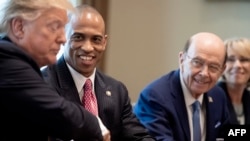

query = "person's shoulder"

[
  {"left": 207, "top": 85, "right": 227, "bottom": 101},
  {"left": 0, "top": 38, "right": 26, "bottom": 57},
  {"left": 143, "top": 69, "right": 179, "bottom": 88},
  {"left": 216, "top": 80, "right": 226, "bottom": 88},
  {"left": 95, "top": 69, "right": 125, "bottom": 86},
  {"left": 209, "top": 84, "right": 225, "bottom": 93},
  {"left": 243, "top": 87, "right": 250, "bottom": 99}
]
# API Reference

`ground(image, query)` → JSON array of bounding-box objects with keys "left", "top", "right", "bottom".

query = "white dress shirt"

[
  {"left": 66, "top": 63, "right": 109, "bottom": 136},
  {"left": 180, "top": 72, "right": 206, "bottom": 141}
]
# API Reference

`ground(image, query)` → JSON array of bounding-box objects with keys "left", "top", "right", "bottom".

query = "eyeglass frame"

[{"left": 185, "top": 54, "right": 224, "bottom": 74}]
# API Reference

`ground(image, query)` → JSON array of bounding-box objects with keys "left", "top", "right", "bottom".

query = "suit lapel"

[
  {"left": 204, "top": 93, "right": 219, "bottom": 141},
  {"left": 171, "top": 70, "right": 190, "bottom": 141},
  {"left": 94, "top": 70, "right": 114, "bottom": 128},
  {"left": 55, "top": 57, "right": 81, "bottom": 104}
]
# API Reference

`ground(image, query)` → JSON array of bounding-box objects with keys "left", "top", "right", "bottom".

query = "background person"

[
  {"left": 134, "top": 32, "right": 229, "bottom": 141},
  {"left": 42, "top": 4, "right": 155, "bottom": 141},
  {"left": 217, "top": 37, "right": 250, "bottom": 125},
  {"left": 0, "top": 0, "right": 105, "bottom": 141}
]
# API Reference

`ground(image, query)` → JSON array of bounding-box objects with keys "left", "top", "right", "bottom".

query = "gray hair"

[{"left": 0, "top": 0, "right": 74, "bottom": 36}]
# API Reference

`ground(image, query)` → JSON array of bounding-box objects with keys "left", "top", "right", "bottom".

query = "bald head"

[
  {"left": 183, "top": 32, "right": 226, "bottom": 65},
  {"left": 74, "top": 5, "right": 105, "bottom": 31},
  {"left": 66, "top": 5, "right": 106, "bottom": 38},
  {"left": 191, "top": 32, "right": 224, "bottom": 50},
  {"left": 63, "top": 4, "right": 107, "bottom": 77},
  {"left": 179, "top": 32, "right": 226, "bottom": 97}
]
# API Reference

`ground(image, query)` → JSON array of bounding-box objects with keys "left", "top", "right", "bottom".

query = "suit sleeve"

[
  {"left": 133, "top": 88, "right": 175, "bottom": 141},
  {"left": 0, "top": 56, "right": 102, "bottom": 140},
  {"left": 119, "top": 83, "right": 156, "bottom": 141}
]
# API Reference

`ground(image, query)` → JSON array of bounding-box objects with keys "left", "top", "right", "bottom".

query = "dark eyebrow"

[
  {"left": 71, "top": 32, "right": 84, "bottom": 36},
  {"left": 93, "top": 35, "right": 104, "bottom": 39},
  {"left": 71, "top": 32, "right": 103, "bottom": 38}
]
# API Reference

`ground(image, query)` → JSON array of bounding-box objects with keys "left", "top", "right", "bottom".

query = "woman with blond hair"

[{"left": 218, "top": 37, "right": 250, "bottom": 125}]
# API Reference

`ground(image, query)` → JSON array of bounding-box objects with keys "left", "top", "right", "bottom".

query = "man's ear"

[
  {"left": 179, "top": 52, "right": 185, "bottom": 64},
  {"left": 103, "top": 34, "right": 108, "bottom": 50},
  {"left": 10, "top": 18, "right": 25, "bottom": 39}
]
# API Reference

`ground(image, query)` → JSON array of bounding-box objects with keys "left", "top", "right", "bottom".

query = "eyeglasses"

[
  {"left": 226, "top": 57, "right": 250, "bottom": 63},
  {"left": 186, "top": 55, "right": 222, "bottom": 74}
]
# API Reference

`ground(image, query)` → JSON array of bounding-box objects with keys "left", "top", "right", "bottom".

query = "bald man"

[
  {"left": 134, "top": 32, "right": 229, "bottom": 141},
  {"left": 42, "top": 4, "right": 155, "bottom": 141}
]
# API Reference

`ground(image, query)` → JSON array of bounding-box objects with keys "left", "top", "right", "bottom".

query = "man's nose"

[
  {"left": 81, "top": 40, "right": 94, "bottom": 51},
  {"left": 199, "top": 65, "right": 209, "bottom": 76}
]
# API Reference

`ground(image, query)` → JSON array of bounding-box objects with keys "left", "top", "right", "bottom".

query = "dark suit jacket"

[
  {"left": 41, "top": 57, "right": 155, "bottom": 141},
  {"left": 133, "top": 69, "right": 229, "bottom": 141},
  {"left": 217, "top": 81, "right": 250, "bottom": 124},
  {"left": 0, "top": 38, "right": 102, "bottom": 141}
]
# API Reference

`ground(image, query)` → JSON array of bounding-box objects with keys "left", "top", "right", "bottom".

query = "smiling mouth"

[
  {"left": 80, "top": 56, "right": 93, "bottom": 61},
  {"left": 195, "top": 79, "right": 207, "bottom": 84}
]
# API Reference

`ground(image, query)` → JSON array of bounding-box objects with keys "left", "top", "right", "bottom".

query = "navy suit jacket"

[
  {"left": 217, "top": 82, "right": 250, "bottom": 125},
  {"left": 0, "top": 38, "right": 102, "bottom": 141},
  {"left": 42, "top": 57, "right": 155, "bottom": 141},
  {"left": 133, "top": 69, "right": 229, "bottom": 141}
]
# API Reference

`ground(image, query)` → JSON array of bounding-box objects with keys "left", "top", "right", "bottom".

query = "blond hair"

[
  {"left": 224, "top": 37, "right": 250, "bottom": 58},
  {"left": 223, "top": 37, "right": 250, "bottom": 84},
  {"left": 0, "top": 0, "right": 74, "bottom": 36}
]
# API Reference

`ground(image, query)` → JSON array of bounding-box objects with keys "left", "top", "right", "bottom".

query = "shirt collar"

[
  {"left": 179, "top": 71, "right": 203, "bottom": 107},
  {"left": 66, "top": 63, "right": 96, "bottom": 93}
]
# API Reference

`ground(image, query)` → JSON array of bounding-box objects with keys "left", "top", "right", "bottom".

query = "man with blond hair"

[{"left": 0, "top": 0, "right": 105, "bottom": 141}]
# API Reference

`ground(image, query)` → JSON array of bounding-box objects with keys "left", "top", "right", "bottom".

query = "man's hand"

[
  {"left": 96, "top": 116, "right": 110, "bottom": 141},
  {"left": 103, "top": 130, "right": 110, "bottom": 141}
]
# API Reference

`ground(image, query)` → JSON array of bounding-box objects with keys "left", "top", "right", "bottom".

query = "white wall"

[{"left": 106, "top": 0, "right": 250, "bottom": 102}]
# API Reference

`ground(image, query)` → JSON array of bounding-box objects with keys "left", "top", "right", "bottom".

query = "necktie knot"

[
  {"left": 192, "top": 100, "right": 200, "bottom": 112},
  {"left": 84, "top": 79, "right": 92, "bottom": 91}
]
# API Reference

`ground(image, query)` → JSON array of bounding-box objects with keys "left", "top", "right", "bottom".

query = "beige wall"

[{"left": 105, "top": 0, "right": 250, "bottom": 103}]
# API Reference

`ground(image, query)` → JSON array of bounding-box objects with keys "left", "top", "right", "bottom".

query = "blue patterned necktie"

[{"left": 192, "top": 100, "right": 201, "bottom": 141}]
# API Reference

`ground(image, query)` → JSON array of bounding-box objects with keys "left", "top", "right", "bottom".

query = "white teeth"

[
  {"left": 80, "top": 56, "right": 92, "bottom": 61},
  {"left": 196, "top": 80, "right": 205, "bottom": 84}
]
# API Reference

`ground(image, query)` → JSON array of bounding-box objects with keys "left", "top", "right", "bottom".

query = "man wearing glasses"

[{"left": 134, "top": 32, "right": 229, "bottom": 141}]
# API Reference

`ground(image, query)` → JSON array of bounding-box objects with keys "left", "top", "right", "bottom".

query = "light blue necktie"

[{"left": 192, "top": 101, "right": 201, "bottom": 141}]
